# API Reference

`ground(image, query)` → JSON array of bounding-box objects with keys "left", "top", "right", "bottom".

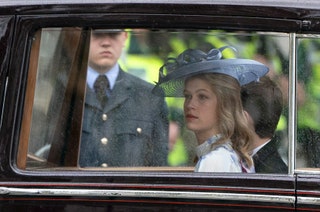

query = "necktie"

[{"left": 94, "top": 75, "right": 110, "bottom": 107}]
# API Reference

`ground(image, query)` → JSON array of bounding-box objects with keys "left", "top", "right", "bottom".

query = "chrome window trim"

[
  {"left": 0, "top": 187, "right": 295, "bottom": 204},
  {"left": 289, "top": 32, "right": 296, "bottom": 175},
  {"left": 298, "top": 197, "right": 320, "bottom": 205},
  {"left": 295, "top": 169, "right": 320, "bottom": 174},
  {"left": 0, "top": 77, "right": 8, "bottom": 128}
]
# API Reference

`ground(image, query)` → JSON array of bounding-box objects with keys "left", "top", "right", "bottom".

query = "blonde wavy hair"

[{"left": 187, "top": 73, "right": 254, "bottom": 167}]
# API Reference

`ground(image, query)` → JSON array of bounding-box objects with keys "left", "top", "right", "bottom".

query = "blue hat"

[{"left": 153, "top": 46, "right": 269, "bottom": 97}]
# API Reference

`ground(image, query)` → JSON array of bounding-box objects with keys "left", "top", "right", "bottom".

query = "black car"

[{"left": 1, "top": 0, "right": 320, "bottom": 211}]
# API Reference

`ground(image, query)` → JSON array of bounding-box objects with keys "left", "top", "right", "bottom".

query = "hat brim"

[
  {"left": 92, "top": 29, "right": 124, "bottom": 33},
  {"left": 153, "top": 59, "right": 269, "bottom": 97}
]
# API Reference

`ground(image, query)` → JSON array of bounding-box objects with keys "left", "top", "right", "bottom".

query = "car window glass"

[
  {"left": 20, "top": 28, "right": 289, "bottom": 173},
  {"left": 296, "top": 36, "right": 320, "bottom": 170}
]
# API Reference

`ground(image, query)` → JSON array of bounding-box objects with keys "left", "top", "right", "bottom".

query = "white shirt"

[{"left": 194, "top": 135, "right": 242, "bottom": 172}]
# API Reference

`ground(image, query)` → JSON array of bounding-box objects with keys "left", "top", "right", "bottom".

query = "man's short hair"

[{"left": 241, "top": 76, "right": 283, "bottom": 138}]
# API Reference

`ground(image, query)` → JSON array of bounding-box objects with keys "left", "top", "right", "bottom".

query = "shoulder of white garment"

[{"left": 196, "top": 144, "right": 242, "bottom": 172}]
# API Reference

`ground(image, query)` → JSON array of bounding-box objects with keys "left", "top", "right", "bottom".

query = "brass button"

[
  {"left": 101, "top": 137, "right": 108, "bottom": 145},
  {"left": 101, "top": 163, "right": 108, "bottom": 167},
  {"left": 137, "top": 127, "right": 142, "bottom": 134},
  {"left": 102, "top": 114, "right": 108, "bottom": 121}
]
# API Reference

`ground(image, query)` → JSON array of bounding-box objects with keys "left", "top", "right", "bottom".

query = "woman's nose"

[{"left": 185, "top": 98, "right": 195, "bottom": 109}]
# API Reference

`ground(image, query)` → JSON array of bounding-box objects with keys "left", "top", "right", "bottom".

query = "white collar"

[{"left": 251, "top": 139, "right": 271, "bottom": 156}]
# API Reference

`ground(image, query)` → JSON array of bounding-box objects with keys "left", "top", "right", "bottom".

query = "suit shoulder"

[
  {"left": 122, "top": 71, "right": 154, "bottom": 90},
  {"left": 120, "top": 70, "right": 165, "bottom": 98}
]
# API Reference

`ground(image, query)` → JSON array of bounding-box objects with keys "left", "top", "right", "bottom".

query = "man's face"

[{"left": 88, "top": 31, "right": 127, "bottom": 74}]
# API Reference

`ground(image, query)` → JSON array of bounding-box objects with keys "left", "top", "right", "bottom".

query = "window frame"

[{"left": 10, "top": 9, "right": 304, "bottom": 175}]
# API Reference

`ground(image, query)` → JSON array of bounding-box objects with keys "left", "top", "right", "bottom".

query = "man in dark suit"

[
  {"left": 79, "top": 29, "right": 169, "bottom": 167},
  {"left": 241, "top": 76, "right": 288, "bottom": 173}
]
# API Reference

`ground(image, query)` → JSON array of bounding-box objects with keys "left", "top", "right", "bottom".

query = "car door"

[{"left": 0, "top": 1, "right": 309, "bottom": 211}]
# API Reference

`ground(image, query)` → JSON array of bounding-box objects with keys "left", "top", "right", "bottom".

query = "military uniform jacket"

[
  {"left": 79, "top": 69, "right": 169, "bottom": 167},
  {"left": 253, "top": 138, "right": 288, "bottom": 173}
]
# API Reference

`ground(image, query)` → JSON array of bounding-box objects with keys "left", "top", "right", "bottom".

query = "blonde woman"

[{"left": 154, "top": 46, "right": 269, "bottom": 172}]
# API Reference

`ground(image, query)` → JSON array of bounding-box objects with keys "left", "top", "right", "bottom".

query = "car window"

[
  {"left": 296, "top": 35, "right": 320, "bottom": 170},
  {"left": 18, "top": 27, "right": 290, "bottom": 172}
]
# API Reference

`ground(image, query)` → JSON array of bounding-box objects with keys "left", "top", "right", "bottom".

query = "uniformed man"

[{"left": 79, "top": 29, "right": 169, "bottom": 167}]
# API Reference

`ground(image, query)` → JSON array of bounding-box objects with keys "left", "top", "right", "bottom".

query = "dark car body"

[{"left": 1, "top": 0, "right": 320, "bottom": 211}]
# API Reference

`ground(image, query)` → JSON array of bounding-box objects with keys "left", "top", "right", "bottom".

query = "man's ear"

[
  {"left": 243, "top": 110, "right": 249, "bottom": 121},
  {"left": 243, "top": 110, "right": 254, "bottom": 126},
  {"left": 122, "top": 32, "right": 128, "bottom": 47},
  {"left": 123, "top": 31, "right": 128, "bottom": 39}
]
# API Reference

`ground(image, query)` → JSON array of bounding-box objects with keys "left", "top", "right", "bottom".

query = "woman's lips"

[{"left": 185, "top": 114, "right": 197, "bottom": 120}]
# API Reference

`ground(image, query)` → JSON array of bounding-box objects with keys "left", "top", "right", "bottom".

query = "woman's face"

[{"left": 183, "top": 77, "right": 219, "bottom": 142}]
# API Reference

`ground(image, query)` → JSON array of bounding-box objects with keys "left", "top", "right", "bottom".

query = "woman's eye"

[
  {"left": 199, "top": 94, "right": 208, "bottom": 100},
  {"left": 184, "top": 94, "right": 191, "bottom": 100}
]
